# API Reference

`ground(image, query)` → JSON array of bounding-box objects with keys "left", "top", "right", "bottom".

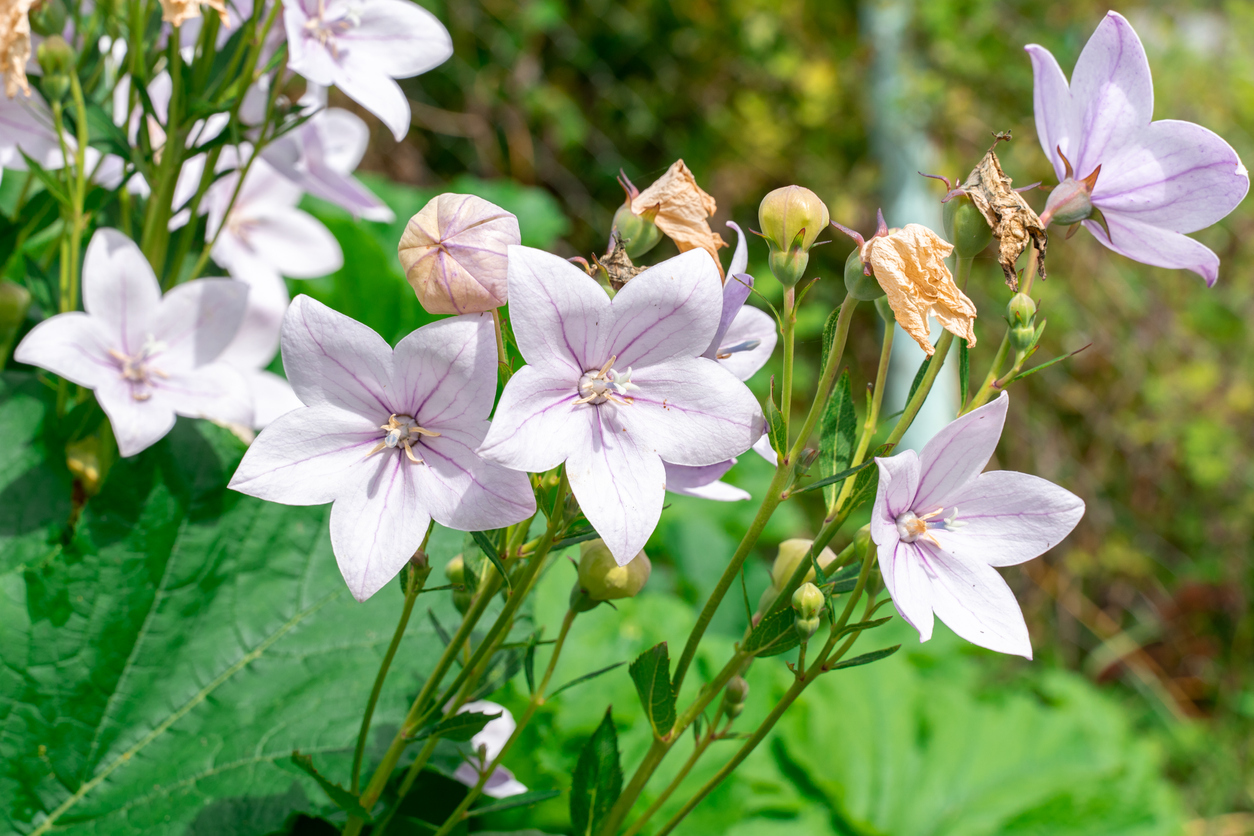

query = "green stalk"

[
  {"left": 780, "top": 286, "right": 796, "bottom": 428},
  {"left": 141, "top": 37, "right": 187, "bottom": 274},
  {"left": 834, "top": 321, "right": 893, "bottom": 512},
  {"left": 965, "top": 331, "right": 1010, "bottom": 413},
  {"left": 786, "top": 294, "right": 856, "bottom": 464},
  {"left": 621, "top": 732, "right": 714, "bottom": 836}
]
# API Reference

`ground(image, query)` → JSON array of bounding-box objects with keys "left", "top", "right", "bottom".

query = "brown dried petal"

[
  {"left": 960, "top": 146, "right": 1047, "bottom": 290},
  {"left": 0, "top": 0, "right": 32, "bottom": 99},
  {"left": 862, "top": 224, "right": 977, "bottom": 356},
  {"left": 159, "top": 0, "right": 229, "bottom": 28},
  {"left": 398, "top": 193, "right": 521, "bottom": 315},
  {"left": 631, "top": 159, "right": 726, "bottom": 278}
]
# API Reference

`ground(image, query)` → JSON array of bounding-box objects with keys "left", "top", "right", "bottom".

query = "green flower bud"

[
  {"left": 942, "top": 193, "right": 993, "bottom": 259},
  {"left": 759, "top": 186, "right": 829, "bottom": 287},
  {"left": 874, "top": 295, "right": 895, "bottom": 323},
  {"left": 1007, "top": 293, "right": 1037, "bottom": 355},
  {"left": 843, "top": 249, "right": 885, "bottom": 301},
  {"left": 577, "top": 539, "right": 652, "bottom": 602},
  {"left": 0, "top": 280, "right": 32, "bottom": 366},
  {"left": 770, "top": 538, "right": 837, "bottom": 590},
  {"left": 30, "top": 0, "right": 68, "bottom": 37},
  {"left": 611, "top": 202, "right": 663, "bottom": 259},
  {"left": 445, "top": 555, "right": 473, "bottom": 614},
  {"left": 792, "top": 582, "right": 825, "bottom": 622},
  {"left": 724, "top": 675, "right": 749, "bottom": 719},
  {"left": 37, "top": 36, "right": 75, "bottom": 103}
]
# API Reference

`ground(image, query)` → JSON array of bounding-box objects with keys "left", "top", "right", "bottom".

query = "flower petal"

[
  {"left": 330, "top": 453, "right": 431, "bottom": 601},
  {"left": 334, "top": 64, "right": 411, "bottom": 142},
  {"left": 280, "top": 294, "right": 394, "bottom": 418},
  {"left": 413, "top": 424, "right": 537, "bottom": 532},
  {"left": 344, "top": 0, "right": 453, "bottom": 79},
  {"left": 95, "top": 376, "right": 178, "bottom": 458},
  {"left": 13, "top": 312, "right": 116, "bottom": 388},
  {"left": 566, "top": 407, "right": 666, "bottom": 565},
  {"left": 245, "top": 206, "right": 344, "bottom": 279},
  {"left": 229, "top": 404, "right": 380, "bottom": 505},
  {"left": 245, "top": 369, "right": 305, "bottom": 429},
  {"left": 938, "top": 470, "right": 1085, "bottom": 567},
  {"left": 913, "top": 392, "right": 1008, "bottom": 513},
  {"left": 216, "top": 265, "right": 289, "bottom": 372},
  {"left": 82, "top": 228, "right": 162, "bottom": 355},
  {"left": 702, "top": 271, "right": 753, "bottom": 361},
  {"left": 618, "top": 357, "right": 764, "bottom": 467},
  {"left": 879, "top": 540, "right": 935, "bottom": 642},
  {"left": 714, "top": 305, "right": 776, "bottom": 382},
  {"left": 477, "top": 364, "right": 587, "bottom": 474},
  {"left": 505, "top": 245, "right": 610, "bottom": 375},
  {"left": 149, "top": 278, "right": 250, "bottom": 371},
  {"left": 1025, "top": 43, "right": 1078, "bottom": 183},
  {"left": 922, "top": 545, "right": 1033, "bottom": 658},
  {"left": 1083, "top": 211, "right": 1221, "bottom": 286},
  {"left": 479, "top": 765, "right": 528, "bottom": 799},
  {"left": 157, "top": 362, "right": 254, "bottom": 428},
  {"left": 664, "top": 459, "right": 734, "bottom": 493},
  {"left": 1093, "top": 119, "right": 1249, "bottom": 234},
  {"left": 725, "top": 220, "right": 749, "bottom": 278},
  {"left": 391, "top": 313, "right": 496, "bottom": 424},
  {"left": 603, "top": 248, "right": 722, "bottom": 369},
  {"left": 871, "top": 449, "right": 921, "bottom": 531},
  {"left": 1069, "top": 11, "right": 1155, "bottom": 175}
]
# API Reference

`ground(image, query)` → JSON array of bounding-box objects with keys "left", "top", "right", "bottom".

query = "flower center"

[
  {"left": 894, "top": 507, "right": 966, "bottom": 545},
  {"left": 303, "top": 0, "right": 361, "bottom": 56},
  {"left": 108, "top": 335, "right": 168, "bottom": 401},
  {"left": 574, "top": 355, "right": 638, "bottom": 406},
  {"left": 365, "top": 413, "right": 441, "bottom": 464}
]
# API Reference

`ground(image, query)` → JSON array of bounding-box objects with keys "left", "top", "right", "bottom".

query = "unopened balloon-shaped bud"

[
  {"left": 1007, "top": 292, "right": 1038, "bottom": 355},
  {"left": 611, "top": 202, "right": 663, "bottom": 260},
  {"left": 843, "top": 248, "right": 884, "bottom": 301},
  {"left": 37, "top": 36, "right": 75, "bottom": 103},
  {"left": 0, "top": 279, "right": 32, "bottom": 365},
  {"left": 30, "top": 0, "right": 67, "bottom": 37},
  {"left": 759, "top": 186, "right": 829, "bottom": 287},
  {"left": 577, "top": 539, "right": 652, "bottom": 603},
  {"left": 942, "top": 193, "right": 993, "bottom": 259},
  {"left": 793, "top": 582, "right": 825, "bottom": 640},
  {"left": 446, "top": 554, "right": 473, "bottom": 613},
  {"left": 771, "top": 538, "right": 838, "bottom": 590},
  {"left": 398, "top": 194, "right": 521, "bottom": 314},
  {"left": 724, "top": 675, "right": 749, "bottom": 719}
]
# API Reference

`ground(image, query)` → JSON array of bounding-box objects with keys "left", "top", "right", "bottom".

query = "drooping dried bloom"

[
  {"left": 857, "top": 223, "right": 977, "bottom": 355},
  {"left": 631, "top": 160, "right": 727, "bottom": 278},
  {"left": 1027, "top": 12, "right": 1248, "bottom": 285},
  {"left": 1, "top": 0, "right": 33, "bottom": 98},
  {"left": 398, "top": 194, "right": 521, "bottom": 315},
  {"left": 959, "top": 142, "right": 1047, "bottom": 289},
  {"left": 871, "top": 393, "right": 1085, "bottom": 657},
  {"left": 159, "top": 0, "right": 229, "bottom": 28}
]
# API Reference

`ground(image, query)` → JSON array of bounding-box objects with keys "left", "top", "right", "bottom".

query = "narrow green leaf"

[
  {"left": 834, "top": 616, "right": 894, "bottom": 641},
  {"left": 427, "top": 608, "right": 453, "bottom": 649},
  {"left": 958, "top": 338, "right": 971, "bottom": 411},
  {"left": 818, "top": 369, "right": 858, "bottom": 509},
  {"left": 818, "top": 304, "right": 843, "bottom": 372},
  {"left": 789, "top": 459, "right": 874, "bottom": 495},
  {"left": 280, "top": 752, "right": 373, "bottom": 820},
  {"left": 549, "top": 661, "right": 626, "bottom": 699},
  {"left": 18, "top": 149, "right": 70, "bottom": 205},
  {"left": 524, "top": 630, "right": 541, "bottom": 696},
  {"left": 829, "top": 644, "right": 901, "bottom": 671},
  {"left": 906, "top": 354, "right": 933, "bottom": 403},
  {"left": 628, "top": 643, "right": 677, "bottom": 739},
  {"left": 466, "top": 789, "right": 563, "bottom": 817},
  {"left": 83, "top": 103, "right": 133, "bottom": 159},
  {"left": 468, "top": 645, "right": 528, "bottom": 702},
  {"left": 845, "top": 443, "right": 893, "bottom": 512},
  {"left": 471, "top": 530, "right": 511, "bottom": 590},
  {"left": 570, "top": 709, "right": 622, "bottom": 836},
  {"left": 743, "top": 608, "right": 802, "bottom": 658},
  {"left": 824, "top": 577, "right": 859, "bottom": 595},
  {"left": 1007, "top": 343, "right": 1090, "bottom": 384},
  {"left": 765, "top": 377, "right": 787, "bottom": 457},
  {"left": 551, "top": 529, "right": 601, "bottom": 551},
  {"left": 408, "top": 709, "right": 501, "bottom": 743}
]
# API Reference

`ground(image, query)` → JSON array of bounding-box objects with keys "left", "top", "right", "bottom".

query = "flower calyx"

[{"left": 1039, "top": 148, "right": 1113, "bottom": 243}]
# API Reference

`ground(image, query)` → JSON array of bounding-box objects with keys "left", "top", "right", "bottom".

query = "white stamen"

[
  {"left": 109, "top": 334, "right": 169, "bottom": 401},
  {"left": 368, "top": 414, "right": 441, "bottom": 463},
  {"left": 575, "top": 355, "right": 637, "bottom": 406},
  {"left": 895, "top": 506, "right": 964, "bottom": 543}
]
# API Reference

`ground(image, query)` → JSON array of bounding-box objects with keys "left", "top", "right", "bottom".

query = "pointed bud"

[
  {"left": 445, "top": 554, "right": 473, "bottom": 614},
  {"left": 576, "top": 539, "right": 652, "bottom": 604},
  {"left": 1007, "top": 292, "right": 1038, "bottom": 356},
  {"left": 1039, "top": 177, "right": 1096, "bottom": 227},
  {"left": 759, "top": 186, "right": 829, "bottom": 287},
  {"left": 36, "top": 36, "right": 74, "bottom": 103},
  {"left": 942, "top": 193, "right": 993, "bottom": 259},
  {"left": 724, "top": 675, "right": 749, "bottom": 719},
  {"left": 793, "top": 582, "right": 825, "bottom": 640},
  {"left": 843, "top": 248, "right": 885, "bottom": 301}
]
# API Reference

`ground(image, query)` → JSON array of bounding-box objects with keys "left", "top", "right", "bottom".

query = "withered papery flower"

[
  {"left": 159, "top": 0, "right": 229, "bottom": 28},
  {"left": 959, "top": 144, "right": 1047, "bottom": 290},
  {"left": 398, "top": 194, "right": 521, "bottom": 315},
  {"left": 862, "top": 224, "right": 977, "bottom": 355},
  {"left": 631, "top": 159, "right": 727, "bottom": 278},
  {"left": 1, "top": 0, "right": 33, "bottom": 99}
]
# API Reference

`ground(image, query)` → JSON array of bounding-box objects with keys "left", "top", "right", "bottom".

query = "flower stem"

[
  {"left": 780, "top": 286, "right": 796, "bottom": 429},
  {"left": 491, "top": 308, "right": 512, "bottom": 384},
  {"left": 786, "top": 294, "right": 857, "bottom": 464},
  {"left": 884, "top": 330, "right": 954, "bottom": 449},
  {"left": 350, "top": 546, "right": 432, "bottom": 793},
  {"left": 966, "top": 333, "right": 1011, "bottom": 414},
  {"left": 833, "top": 321, "right": 893, "bottom": 513},
  {"left": 621, "top": 730, "right": 716, "bottom": 836}
]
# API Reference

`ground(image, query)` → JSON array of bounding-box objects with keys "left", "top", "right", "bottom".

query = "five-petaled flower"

[
  {"left": 1027, "top": 11, "right": 1249, "bottom": 286},
  {"left": 284, "top": 0, "right": 453, "bottom": 142},
  {"left": 478, "top": 247, "right": 766, "bottom": 564},
  {"left": 870, "top": 393, "right": 1084, "bottom": 658},
  {"left": 15, "top": 229, "right": 253, "bottom": 456},
  {"left": 229, "top": 295, "right": 535, "bottom": 601}
]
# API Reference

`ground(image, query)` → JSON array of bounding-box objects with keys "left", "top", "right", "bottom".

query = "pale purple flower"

[
  {"left": 261, "top": 91, "right": 394, "bottom": 222},
  {"left": 284, "top": 0, "right": 453, "bottom": 142},
  {"left": 229, "top": 295, "right": 535, "bottom": 601},
  {"left": 0, "top": 89, "right": 124, "bottom": 188},
  {"left": 14, "top": 229, "right": 253, "bottom": 456},
  {"left": 1027, "top": 11, "right": 1249, "bottom": 285},
  {"left": 451, "top": 701, "right": 527, "bottom": 799},
  {"left": 478, "top": 247, "right": 765, "bottom": 564},
  {"left": 665, "top": 221, "right": 776, "bottom": 502},
  {"left": 870, "top": 393, "right": 1084, "bottom": 658}
]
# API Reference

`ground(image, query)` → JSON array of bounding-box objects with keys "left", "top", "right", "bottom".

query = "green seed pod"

[
  {"left": 29, "top": 0, "right": 68, "bottom": 37},
  {"left": 942, "top": 193, "right": 993, "bottom": 260},
  {"left": 611, "top": 202, "right": 663, "bottom": 259},
  {"left": 843, "top": 249, "right": 885, "bottom": 301}
]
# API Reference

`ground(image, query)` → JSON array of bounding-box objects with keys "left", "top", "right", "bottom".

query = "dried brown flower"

[
  {"left": 862, "top": 224, "right": 977, "bottom": 356},
  {"left": 631, "top": 159, "right": 727, "bottom": 278},
  {"left": 595, "top": 235, "right": 647, "bottom": 291},
  {"left": 959, "top": 140, "right": 1047, "bottom": 290},
  {"left": 159, "top": 0, "right": 229, "bottom": 29},
  {"left": 0, "top": 0, "right": 33, "bottom": 99}
]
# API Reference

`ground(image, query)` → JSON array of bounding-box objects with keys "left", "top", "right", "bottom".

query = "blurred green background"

[{"left": 302, "top": 0, "right": 1254, "bottom": 832}]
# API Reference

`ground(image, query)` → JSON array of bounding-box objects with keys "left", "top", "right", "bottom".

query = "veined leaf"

[
  {"left": 628, "top": 643, "right": 676, "bottom": 739},
  {"left": 569, "top": 709, "right": 622, "bottom": 836},
  {"left": 743, "top": 608, "right": 802, "bottom": 658},
  {"left": 817, "top": 369, "right": 858, "bottom": 510},
  {"left": 279, "top": 753, "right": 372, "bottom": 820},
  {"left": 408, "top": 710, "right": 500, "bottom": 744}
]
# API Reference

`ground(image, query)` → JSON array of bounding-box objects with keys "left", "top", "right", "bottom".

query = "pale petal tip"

[{"left": 1236, "top": 159, "right": 1249, "bottom": 179}]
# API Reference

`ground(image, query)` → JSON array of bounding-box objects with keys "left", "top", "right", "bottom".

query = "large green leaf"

[{"left": 0, "top": 376, "right": 447, "bottom": 835}]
